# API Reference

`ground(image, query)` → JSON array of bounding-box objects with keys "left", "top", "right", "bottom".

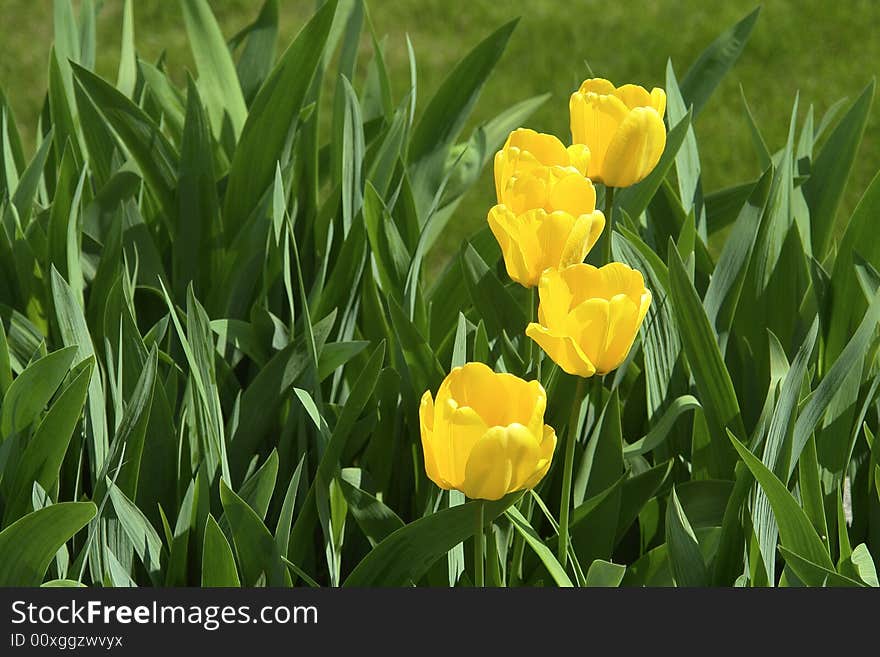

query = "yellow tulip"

[
  {"left": 494, "top": 127, "right": 591, "bottom": 202},
  {"left": 526, "top": 263, "right": 652, "bottom": 377},
  {"left": 419, "top": 362, "right": 557, "bottom": 501},
  {"left": 488, "top": 169, "right": 605, "bottom": 288},
  {"left": 569, "top": 78, "right": 667, "bottom": 188}
]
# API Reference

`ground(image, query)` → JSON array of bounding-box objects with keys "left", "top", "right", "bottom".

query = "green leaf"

[
  {"left": 108, "top": 481, "right": 165, "bottom": 584},
  {"left": 409, "top": 20, "right": 517, "bottom": 184},
  {"left": 202, "top": 514, "right": 241, "bottom": 587},
  {"left": 228, "top": 312, "right": 334, "bottom": 479},
  {"left": 792, "top": 289, "right": 880, "bottom": 479},
  {"left": 237, "top": 449, "right": 278, "bottom": 521},
  {"left": 318, "top": 341, "right": 370, "bottom": 382},
  {"left": 223, "top": 0, "right": 336, "bottom": 232},
  {"left": 4, "top": 360, "right": 91, "bottom": 523},
  {"left": 729, "top": 433, "right": 834, "bottom": 570},
  {"left": 666, "top": 487, "right": 709, "bottom": 586},
  {"left": 72, "top": 64, "right": 179, "bottom": 218},
  {"left": 778, "top": 546, "right": 863, "bottom": 587},
  {"left": 826, "top": 170, "right": 880, "bottom": 365},
  {"left": 506, "top": 506, "right": 573, "bottom": 587},
  {"left": 289, "top": 342, "right": 385, "bottom": 566},
  {"left": 176, "top": 77, "right": 219, "bottom": 300},
  {"left": 180, "top": 0, "right": 248, "bottom": 140},
  {"left": 339, "top": 469, "right": 405, "bottom": 547},
  {"left": 679, "top": 7, "right": 761, "bottom": 116},
  {"left": 219, "top": 478, "right": 287, "bottom": 586},
  {"left": 668, "top": 245, "right": 744, "bottom": 477},
  {"left": 236, "top": 0, "right": 279, "bottom": 103},
  {"left": 1, "top": 345, "right": 77, "bottom": 440},
  {"left": 460, "top": 243, "right": 526, "bottom": 339},
  {"left": 275, "top": 456, "right": 305, "bottom": 557},
  {"left": 583, "top": 559, "right": 626, "bottom": 587},
  {"left": 805, "top": 81, "right": 874, "bottom": 258},
  {"left": 116, "top": 0, "right": 136, "bottom": 97},
  {"left": 624, "top": 395, "right": 701, "bottom": 456},
  {"left": 0, "top": 502, "right": 96, "bottom": 586},
  {"left": 344, "top": 494, "right": 521, "bottom": 586}
]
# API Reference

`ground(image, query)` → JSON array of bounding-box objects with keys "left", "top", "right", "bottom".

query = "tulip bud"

[
  {"left": 494, "top": 128, "right": 590, "bottom": 203},
  {"left": 570, "top": 78, "right": 667, "bottom": 188},
  {"left": 419, "top": 363, "right": 557, "bottom": 501},
  {"left": 526, "top": 263, "right": 652, "bottom": 377}
]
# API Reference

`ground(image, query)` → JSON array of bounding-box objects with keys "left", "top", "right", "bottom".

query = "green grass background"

[{"left": 1, "top": 0, "right": 877, "bottom": 265}]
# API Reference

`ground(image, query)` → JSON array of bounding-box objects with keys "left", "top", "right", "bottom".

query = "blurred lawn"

[{"left": 2, "top": 0, "right": 878, "bottom": 269}]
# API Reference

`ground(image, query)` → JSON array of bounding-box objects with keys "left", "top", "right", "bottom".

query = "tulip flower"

[
  {"left": 419, "top": 362, "right": 557, "bottom": 501},
  {"left": 494, "top": 127, "right": 591, "bottom": 202},
  {"left": 488, "top": 167, "right": 605, "bottom": 288},
  {"left": 526, "top": 263, "right": 652, "bottom": 377},
  {"left": 569, "top": 78, "right": 667, "bottom": 188}
]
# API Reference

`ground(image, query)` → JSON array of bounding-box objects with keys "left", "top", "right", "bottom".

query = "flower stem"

[
  {"left": 603, "top": 186, "right": 616, "bottom": 265},
  {"left": 527, "top": 286, "right": 536, "bottom": 376},
  {"left": 474, "top": 502, "right": 485, "bottom": 587},
  {"left": 557, "top": 377, "right": 586, "bottom": 565}
]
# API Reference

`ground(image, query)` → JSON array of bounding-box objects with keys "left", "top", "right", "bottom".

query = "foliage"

[{"left": 0, "top": 0, "right": 878, "bottom": 587}]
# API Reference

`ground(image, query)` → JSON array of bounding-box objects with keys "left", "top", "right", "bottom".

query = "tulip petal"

[
  {"left": 560, "top": 210, "right": 605, "bottom": 267},
  {"left": 460, "top": 424, "right": 542, "bottom": 500},
  {"left": 505, "top": 128, "right": 569, "bottom": 167},
  {"left": 614, "top": 83, "right": 654, "bottom": 110},
  {"left": 536, "top": 268, "right": 575, "bottom": 328},
  {"left": 650, "top": 88, "right": 667, "bottom": 119},
  {"left": 419, "top": 391, "right": 450, "bottom": 489},
  {"left": 577, "top": 78, "right": 616, "bottom": 95},
  {"left": 597, "top": 293, "right": 640, "bottom": 374},
  {"left": 488, "top": 205, "right": 536, "bottom": 287},
  {"left": 601, "top": 107, "right": 667, "bottom": 187},
  {"left": 566, "top": 144, "right": 591, "bottom": 176},
  {"left": 596, "top": 262, "right": 647, "bottom": 303},
  {"left": 522, "top": 424, "right": 557, "bottom": 490},
  {"left": 548, "top": 172, "right": 596, "bottom": 216},
  {"left": 526, "top": 323, "right": 597, "bottom": 378},
  {"left": 569, "top": 91, "right": 630, "bottom": 183},
  {"left": 444, "top": 404, "right": 489, "bottom": 489},
  {"left": 566, "top": 297, "right": 610, "bottom": 369}
]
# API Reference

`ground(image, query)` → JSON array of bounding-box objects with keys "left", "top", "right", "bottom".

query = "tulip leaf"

[
  {"left": 219, "top": 478, "right": 287, "bottom": 586},
  {"left": 288, "top": 342, "right": 386, "bottom": 568},
  {"left": 180, "top": 0, "right": 248, "bottom": 140},
  {"left": 201, "top": 513, "right": 240, "bottom": 587},
  {"left": 71, "top": 63, "right": 178, "bottom": 217},
  {"left": 506, "top": 506, "right": 573, "bottom": 587},
  {"left": 0, "top": 502, "right": 96, "bottom": 586},
  {"left": 826, "top": 169, "right": 880, "bottom": 366},
  {"left": 703, "top": 167, "right": 772, "bottom": 335},
  {"left": 728, "top": 432, "right": 834, "bottom": 571},
  {"left": 615, "top": 460, "right": 673, "bottom": 545},
  {"left": 1, "top": 345, "right": 77, "bottom": 440},
  {"left": 778, "top": 546, "right": 863, "bottom": 587},
  {"left": 668, "top": 243, "right": 744, "bottom": 478},
  {"left": 583, "top": 559, "right": 626, "bottom": 587},
  {"left": 805, "top": 80, "right": 874, "bottom": 259},
  {"left": 624, "top": 395, "right": 701, "bottom": 456},
  {"left": 666, "top": 486, "right": 709, "bottom": 587},
  {"left": 223, "top": 0, "right": 336, "bottom": 230},
  {"left": 460, "top": 243, "right": 527, "bottom": 340},
  {"left": 344, "top": 493, "right": 521, "bottom": 586},
  {"left": 680, "top": 7, "right": 761, "bottom": 116}
]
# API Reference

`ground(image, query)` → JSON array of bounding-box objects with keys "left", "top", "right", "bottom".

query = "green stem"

[
  {"left": 602, "top": 186, "right": 616, "bottom": 265},
  {"left": 527, "top": 286, "right": 536, "bottom": 375},
  {"left": 474, "top": 502, "right": 485, "bottom": 587},
  {"left": 508, "top": 494, "right": 533, "bottom": 586},
  {"left": 557, "top": 377, "right": 587, "bottom": 565}
]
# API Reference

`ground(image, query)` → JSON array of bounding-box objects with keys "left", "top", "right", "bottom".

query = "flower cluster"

[{"left": 420, "top": 79, "right": 664, "bottom": 501}]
